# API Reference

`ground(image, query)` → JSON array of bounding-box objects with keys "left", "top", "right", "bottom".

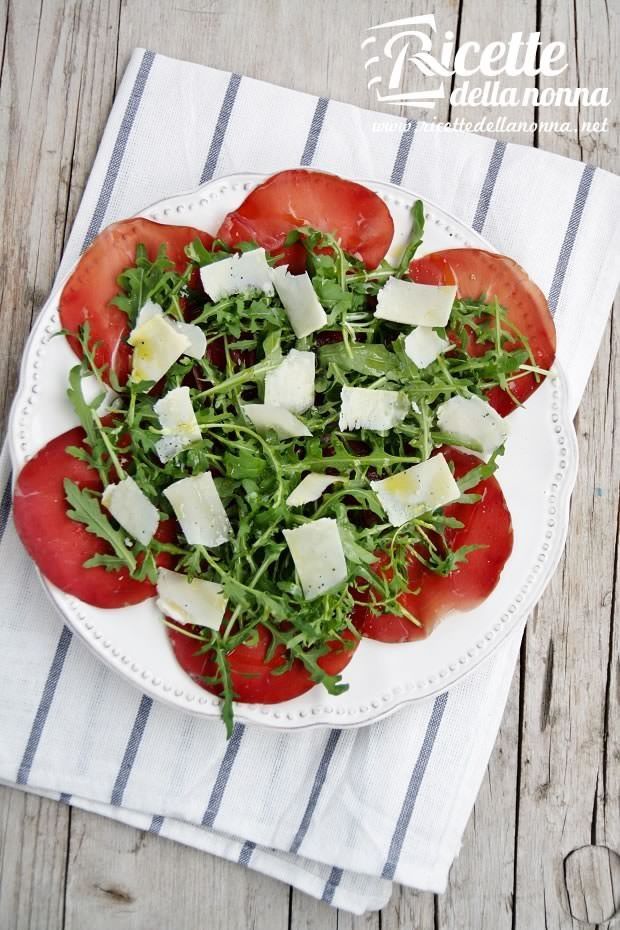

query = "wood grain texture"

[
  {"left": 0, "top": 0, "right": 119, "bottom": 434},
  {"left": 0, "top": 788, "right": 69, "bottom": 930},
  {"left": 64, "top": 810, "right": 289, "bottom": 930},
  {"left": 448, "top": 0, "right": 538, "bottom": 144},
  {"left": 0, "top": 1, "right": 617, "bottom": 928},
  {"left": 289, "top": 889, "right": 381, "bottom": 930},
  {"left": 512, "top": 0, "right": 620, "bottom": 927},
  {"left": 564, "top": 845, "right": 620, "bottom": 923},
  {"left": 514, "top": 315, "right": 618, "bottom": 930}
]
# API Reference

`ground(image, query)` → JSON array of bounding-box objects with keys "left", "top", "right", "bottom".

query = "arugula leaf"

[
  {"left": 319, "top": 343, "right": 394, "bottom": 377},
  {"left": 423, "top": 542, "right": 486, "bottom": 576},
  {"left": 67, "top": 365, "right": 99, "bottom": 448},
  {"left": 63, "top": 479, "right": 137, "bottom": 572},
  {"left": 393, "top": 200, "right": 425, "bottom": 277},
  {"left": 185, "top": 237, "right": 228, "bottom": 266},
  {"left": 223, "top": 450, "right": 266, "bottom": 479},
  {"left": 111, "top": 243, "right": 191, "bottom": 327},
  {"left": 457, "top": 446, "right": 504, "bottom": 493}
]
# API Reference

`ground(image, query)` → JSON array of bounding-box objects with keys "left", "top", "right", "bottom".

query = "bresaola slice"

[
  {"left": 166, "top": 622, "right": 358, "bottom": 703},
  {"left": 217, "top": 169, "right": 394, "bottom": 273},
  {"left": 409, "top": 249, "right": 556, "bottom": 415},
  {"left": 60, "top": 219, "right": 213, "bottom": 386},
  {"left": 352, "top": 447, "right": 514, "bottom": 642},
  {"left": 13, "top": 427, "right": 175, "bottom": 608}
]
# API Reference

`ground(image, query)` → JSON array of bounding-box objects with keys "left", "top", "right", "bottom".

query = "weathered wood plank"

[
  {"left": 433, "top": 670, "right": 522, "bottom": 929},
  {"left": 63, "top": 810, "right": 289, "bottom": 930},
  {"left": 514, "top": 312, "right": 618, "bottom": 930},
  {"left": 115, "top": 0, "right": 383, "bottom": 108},
  {"left": 380, "top": 885, "right": 436, "bottom": 929},
  {"left": 512, "top": 0, "right": 619, "bottom": 925},
  {"left": 564, "top": 844, "right": 620, "bottom": 924},
  {"left": 0, "top": 0, "right": 119, "bottom": 433},
  {"left": 289, "top": 889, "right": 380, "bottom": 929},
  {"left": 0, "top": 4, "right": 120, "bottom": 927},
  {"left": 0, "top": 787, "right": 69, "bottom": 930},
  {"left": 599, "top": 457, "right": 620, "bottom": 930},
  {"left": 448, "top": 0, "right": 538, "bottom": 144},
  {"left": 62, "top": 0, "right": 123, "bottom": 239},
  {"left": 537, "top": 0, "right": 619, "bottom": 171}
]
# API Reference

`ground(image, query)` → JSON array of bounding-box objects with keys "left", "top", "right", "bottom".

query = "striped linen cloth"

[{"left": 1, "top": 49, "right": 619, "bottom": 914}]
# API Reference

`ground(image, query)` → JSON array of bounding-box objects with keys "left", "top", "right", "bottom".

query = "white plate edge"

[{"left": 6, "top": 172, "right": 579, "bottom": 730}]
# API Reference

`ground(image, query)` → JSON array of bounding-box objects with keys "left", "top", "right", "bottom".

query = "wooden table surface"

[{"left": 0, "top": 1, "right": 618, "bottom": 928}]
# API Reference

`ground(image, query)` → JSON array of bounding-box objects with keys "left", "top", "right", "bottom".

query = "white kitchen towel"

[{"left": 1, "top": 49, "right": 619, "bottom": 915}]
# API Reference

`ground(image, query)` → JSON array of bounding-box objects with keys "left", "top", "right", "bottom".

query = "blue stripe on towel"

[
  {"left": 321, "top": 865, "right": 344, "bottom": 904},
  {"left": 238, "top": 839, "right": 256, "bottom": 866},
  {"left": 82, "top": 49, "right": 156, "bottom": 250},
  {"left": 149, "top": 814, "right": 165, "bottom": 834},
  {"left": 110, "top": 695, "right": 153, "bottom": 806},
  {"left": 289, "top": 729, "right": 342, "bottom": 854},
  {"left": 390, "top": 120, "right": 417, "bottom": 186},
  {"left": 16, "top": 626, "right": 73, "bottom": 784},
  {"left": 472, "top": 140, "right": 506, "bottom": 233},
  {"left": 200, "top": 73, "right": 242, "bottom": 183},
  {"left": 0, "top": 476, "right": 12, "bottom": 543},
  {"left": 201, "top": 723, "right": 245, "bottom": 828},
  {"left": 548, "top": 163, "right": 595, "bottom": 313},
  {"left": 381, "top": 692, "right": 449, "bottom": 879},
  {"left": 300, "top": 97, "right": 329, "bottom": 166}
]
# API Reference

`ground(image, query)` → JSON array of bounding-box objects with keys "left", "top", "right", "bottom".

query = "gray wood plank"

[
  {"left": 600, "top": 419, "right": 620, "bottom": 930},
  {"left": 514, "top": 314, "right": 618, "bottom": 930},
  {"left": 112, "top": 0, "right": 423, "bottom": 111},
  {"left": 370, "top": 4, "right": 529, "bottom": 927},
  {"left": 537, "top": 0, "right": 619, "bottom": 171},
  {"left": 380, "top": 885, "right": 436, "bottom": 929},
  {"left": 0, "top": 3, "right": 120, "bottom": 926},
  {"left": 0, "top": 0, "right": 117, "bottom": 433},
  {"left": 0, "top": 787, "right": 69, "bottom": 930},
  {"left": 62, "top": 0, "right": 123, "bottom": 237},
  {"left": 448, "top": 0, "right": 538, "bottom": 145},
  {"left": 434, "top": 670, "right": 522, "bottom": 929},
  {"left": 564, "top": 844, "right": 620, "bottom": 924},
  {"left": 64, "top": 810, "right": 289, "bottom": 930},
  {"left": 512, "top": 0, "right": 620, "bottom": 925},
  {"left": 289, "top": 889, "right": 380, "bottom": 929}
]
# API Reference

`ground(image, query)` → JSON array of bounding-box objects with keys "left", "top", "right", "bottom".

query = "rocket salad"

[{"left": 13, "top": 169, "right": 555, "bottom": 735}]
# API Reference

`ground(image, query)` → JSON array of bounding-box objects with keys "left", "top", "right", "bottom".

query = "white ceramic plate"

[{"left": 9, "top": 172, "right": 578, "bottom": 730}]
